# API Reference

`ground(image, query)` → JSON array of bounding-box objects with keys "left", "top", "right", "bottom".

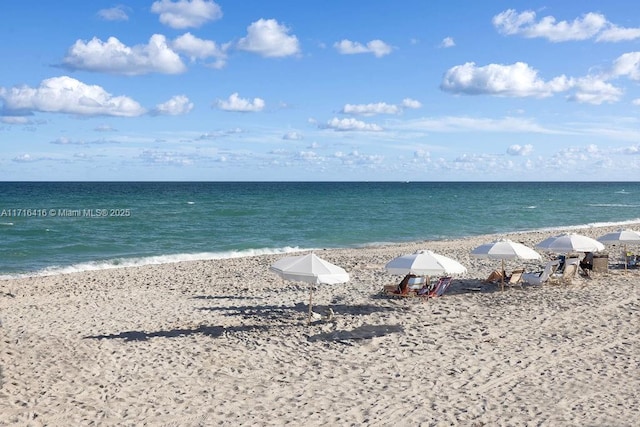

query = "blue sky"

[{"left": 2, "top": 1, "right": 640, "bottom": 181}]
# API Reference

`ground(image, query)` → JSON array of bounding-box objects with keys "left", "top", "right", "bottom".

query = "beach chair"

[
  {"left": 483, "top": 268, "right": 522, "bottom": 288},
  {"left": 483, "top": 269, "right": 505, "bottom": 284},
  {"left": 407, "top": 276, "right": 428, "bottom": 290},
  {"left": 627, "top": 253, "right": 639, "bottom": 269},
  {"left": 522, "top": 260, "right": 560, "bottom": 285},
  {"left": 382, "top": 284, "right": 409, "bottom": 296},
  {"left": 549, "top": 258, "right": 579, "bottom": 285},
  {"left": 418, "top": 276, "right": 452, "bottom": 300},
  {"left": 382, "top": 275, "right": 426, "bottom": 298},
  {"left": 507, "top": 268, "right": 524, "bottom": 286}
]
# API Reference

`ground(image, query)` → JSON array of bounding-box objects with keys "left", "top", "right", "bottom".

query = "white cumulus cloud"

[
  {"left": 13, "top": 154, "right": 36, "bottom": 163},
  {"left": 567, "top": 76, "right": 622, "bottom": 105},
  {"left": 236, "top": 19, "right": 300, "bottom": 58},
  {"left": 97, "top": 6, "right": 130, "bottom": 21},
  {"left": 151, "top": 0, "right": 222, "bottom": 29},
  {"left": 440, "top": 37, "right": 455, "bottom": 48},
  {"left": 440, "top": 61, "right": 571, "bottom": 98},
  {"left": 610, "top": 52, "right": 640, "bottom": 81},
  {"left": 283, "top": 131, "right": 303, "bottom": 140},
  {"left": 507, "top": 144, "right": 533, "bottom": 156},
  {"left": 493, "top": 9, "right": 607, "bottom": 42},
  {"left": 139, "top": 149, "right": 194, "bottom": 166},
  {"left": 1, "top": 116, "right": 30, "bottom": 125},
  {"left": 598, "top": 26, "right": 640, "bottom": 42},
  {"left": 153, "top": 95, "right": 193, "bottom": 115},
  {"left": 341, "top": 102, "right": 400, "bottom": 116},
  {"left": 333, "top": 39, "right": 393, "bottom": 57},
  {"left": 324, "top": 117, "right": 383, "bottom": 132},
  {"left": 401, "top": 98, "right": 422, "bottom": 109},
  {"left": 0, "top": 76, "right": 146, "bottom": 117},
  {"left": 63, "top": 34, "right": 186, "bottom": 75},
  {"left": 172, "top": 32, "right": 228, "bottom": 67},
  {"left": 493, "top": 9, "right": 640, "bottom": 43},
  {"left": 216, "top": 93, "right": 265, "bottom": 112},
  {"left": 341, "top": 99, "right": 421, "bottom": 116}
]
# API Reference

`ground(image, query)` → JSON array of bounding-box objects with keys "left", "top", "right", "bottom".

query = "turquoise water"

[{"left": 1, "top": 182, "right": 639, "bottom": 278}]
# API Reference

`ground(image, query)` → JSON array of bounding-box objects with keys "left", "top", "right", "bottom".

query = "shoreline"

[
  {"left": 1, "top": 222, "right": 639, "bottom": 425},
  {"left": 3, "top": 218, "right": 640, "bottom": 281}
]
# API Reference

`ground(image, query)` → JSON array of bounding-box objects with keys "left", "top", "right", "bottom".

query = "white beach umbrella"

[
  {"left": 597, "top": 229, "right": 640, "bottom": 245},
  {"left": 535, "top": 233, "right": 605, "bottom": 254},
  {"left": 270, "top": 253, "right": 349, "bottom": 324},
  {"left": 385, "top": 250, "right": 467, "bottom": 277},
  {"left": 471, "top": 239, "right": 541, "bottom": 290},
  {"left": 597, "top": 229, "right": 640, "bottom": 271}
]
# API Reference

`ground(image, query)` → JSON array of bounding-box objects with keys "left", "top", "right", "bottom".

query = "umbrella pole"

[
  {"left": 501, "top": 259, "right": 505, "bottom": 291},
  {"left": 423, "top": 275, "right": 431, "bottom": 302},
  {"left": 624, "top": 244, "right": 628, "bottom": 272},
  {"left": 307, "top": 286, "right": 313, "bottom": 325}
]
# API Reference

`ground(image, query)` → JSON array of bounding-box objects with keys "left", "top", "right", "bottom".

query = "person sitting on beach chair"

[
  {"left": 484, "top": 268, "right": 523, "bottom": 284},
  {"left": 483, "top": 269, "right": 506, "bottom": 283},
  {"left": 383, "top": 274, "right": 417, "bottom": 296},
  {"left": 557, "top": 255, "right": 566, "bottom": 273},
  {"left": 396, "top": 274, "right": 416, "bottom": 294},
  {"left": 417, "top": 276, "right": 452, "bottom": 299},
  {"left": 580, "top": 252, "right": 594, "bottom": 276}
]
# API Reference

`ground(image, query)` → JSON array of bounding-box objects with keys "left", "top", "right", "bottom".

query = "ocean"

[{"left": 1, "top": 181, "right": 639, "bottom": 278}]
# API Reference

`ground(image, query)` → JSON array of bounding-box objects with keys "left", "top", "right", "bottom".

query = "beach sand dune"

[{"left": 1, "top": 225, "right": 639, "bottom": 426}]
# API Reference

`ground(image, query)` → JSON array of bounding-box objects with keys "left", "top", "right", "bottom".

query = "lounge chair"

[
  {"left": 417, "top": 276, "right": 452, "bottom": 299},
  {"left": 408, "top": 276, "right": 428, "bottom": 290},
  {"left": 382, "top": 275, "right": 427, "bottom": 298},
  {"left": 483, "top": 268, "right": 523, "bottom": 290},
  {"left": 549, "top": 258, "right": 579, "bottom": 284},
  {"left": 507, "top": 268, "right": 524, "bottom": 286},
  {"left": 483, "top": 269, "right": 505, "bottom": 284},
  {"left": 522, "top": 260, "right": 560, "bottom": 285},
  {"left": 382, "top": 284, "right": 413, "bottom": 296},
  {"left": 627, "top": 253, "right": 639, "bottom": 269}
]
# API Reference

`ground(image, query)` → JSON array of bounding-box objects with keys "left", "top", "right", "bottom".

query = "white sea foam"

[
  {"left": 0, "top": 246, "right": 309, "bottom": 280},
  {"left": 511, "top": 218, "right": 640, "bottom": 236},
  {"left": 588, "top": 203, "right": 640, "bottom": 208},
  {"left": 1, "top": 222, "right": 14, "bottom": 226}
]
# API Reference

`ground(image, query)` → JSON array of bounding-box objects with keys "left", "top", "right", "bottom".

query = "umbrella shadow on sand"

[
  {"left": 83, "top": 324, "right": 276, "bottom": 342},
  {"left": 193, "top": 294, "right": 259, "bottom": 301},
  {"left": 197, "top": 301, "right": 398, "bottom": 320},
  {"left": 198, "top": 302, "right": 307, "bottom": 315},
  {"left": 444, "top": 278, "right": 517, "bottom": 296},
  {"left": 84, "top": 302, "right": 401, "bottom": 343},
  {"left": 307, "top": 324, "right": 404, "bottom": 344}
]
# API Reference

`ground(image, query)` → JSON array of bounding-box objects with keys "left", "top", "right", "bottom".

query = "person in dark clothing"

[{"left": 580, "top": 252, "right": 594, "bottom": 275}]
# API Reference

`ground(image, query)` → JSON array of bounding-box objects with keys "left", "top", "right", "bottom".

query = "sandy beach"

[{"left": 1, "top": 224, "right": 639, "bottom": 426}]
